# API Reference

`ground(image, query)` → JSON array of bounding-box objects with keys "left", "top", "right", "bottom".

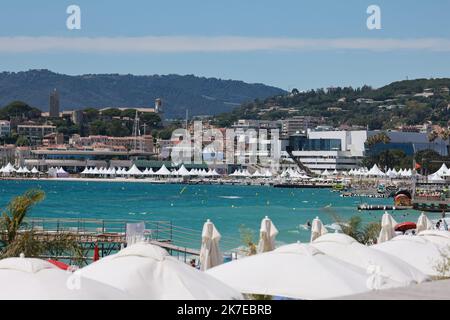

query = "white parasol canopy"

[
  {"left": 81, "top": 243, "right": 241, "bottom": 300},
  {"left": 0, "top": 257, "right": 128, "bottom": 300},
  {"left": 312, "top": 233, "right": 429, "bottom": 287},
  {"left": 199, "top": 219, "right": 223, "bottom": 271},
  {"left": 207, "top": 243, "right": 371, "bottom": 300},
  {"left": 372, "top": 235, "right": 445, "bottom": 276},
  {"left": 257, "top": 216, "right": 278, "bottom": 253},
  {"left": 417, "top": 230, "right": 450, "bottom": 249}
]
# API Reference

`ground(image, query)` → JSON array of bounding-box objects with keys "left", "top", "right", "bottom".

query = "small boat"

[{"left": 394, "top": 222, "right": 417, "bottom": 232}]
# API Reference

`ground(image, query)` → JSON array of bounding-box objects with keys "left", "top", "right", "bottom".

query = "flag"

[{"left": 415, "top": 163, "right": 422, "bottom": 170}]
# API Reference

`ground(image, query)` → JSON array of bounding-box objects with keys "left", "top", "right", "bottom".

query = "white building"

[{"left": 283, "top": 130, "right": 367, "bottom": 172}]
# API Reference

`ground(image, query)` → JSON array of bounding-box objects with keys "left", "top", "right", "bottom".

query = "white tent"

[
  {"left": 81, "top": 243, "right": 241, "bottom": 300},
  {"left": 428, "top": 173, "right": 445, "bottom": 183},
  {"left": 321, "top": 169, "right": 331, "bottom": 176},
  {"left": 126, "top": 164, "right": 143, "bottom": 176},
  {"left": 56, "top": 167, "right": 69, "bottom": 177},
  {"left": 31, "top": 167, "right": 40, "bottom": 174},
  {"left": 207, "top": 243, "right": 371, "bottom": 300},
  {"left": 3, "top": 162, "right": 16, "bottom": 174},
  {"left": 416, "top": 213, "right": 433, "bottom": 233},
  {"left": 311, "top": 233, "right": 429, "bottom": 287},
  {"left": 257, "top": 216, "right": 278, "bottom": 253},
  {"left": 199, "top": 219, "right": 223, "bottom": 271},
  {"left": 81, "top": 167, "right": 89, "bottom": 175},
  {"left": 378, "top": 212, "right": 397, "bottom": 243},
  {"left": 155, "top": 165, "right": 171, "bottom": 176},
  {"left": 310, "top": 217, "right": 328, "bottom": 242},
  {"left": 367, "top": 164, "right": 385, "bottom": 177},
  {"left": 177, "top": 165, "right": 191, "bottom": 176},
  {"left": 210, "top": 169, "right": 220, "bottom": 177},
  {"left": 0, "top": 257, "right": 128, "bottom": 300},
  {"left": 434, "top": 163, "right": 449, "bottom": 177},
  {"left": 372, "top": 235, "right": 444, "bottom": 277}
]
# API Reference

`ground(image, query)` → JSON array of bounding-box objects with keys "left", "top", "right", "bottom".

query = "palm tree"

[
  {"left": 1, "top": 189, "right": 45, "bottom": 244},
  {"left": 365, "top": 132, "right": 391, "bottom": 148},
  {"left": 428, "top": 128, "right": 450, "bottom": 155},
  {"left": 0, "top": 189, "right": 84, "bottom": 264}
]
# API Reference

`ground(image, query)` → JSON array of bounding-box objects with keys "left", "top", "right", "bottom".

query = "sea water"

[{"left": 0, "top": 180, "right": 440, "bottom": 250}]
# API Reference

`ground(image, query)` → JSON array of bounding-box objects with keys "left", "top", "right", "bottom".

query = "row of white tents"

[
  {"left": 0, "top": 163, "right": 41, "bottom": 175},
  {"left": 3, "top": 214, "right": 449, "bottom": 300},
  {"left": 81, "top": 164, "right": 221, "bottom": 178}
]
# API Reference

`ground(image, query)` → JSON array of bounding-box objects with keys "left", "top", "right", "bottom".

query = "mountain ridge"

[{"left": 0, "top": 69, "right": 285, "bottom": 118}]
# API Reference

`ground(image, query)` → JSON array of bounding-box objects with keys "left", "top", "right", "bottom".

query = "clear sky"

[{"left": 0, "top": 0, "right": 449, "bottom": 90}]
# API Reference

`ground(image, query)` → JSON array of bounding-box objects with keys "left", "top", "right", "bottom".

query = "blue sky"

[{"left": 0, "top": 0, "right": 449, "bottom": 90}]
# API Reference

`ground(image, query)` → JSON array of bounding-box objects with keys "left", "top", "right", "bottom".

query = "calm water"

[{"left": 0, "top": 180, "right": 441, "bottom": 250}]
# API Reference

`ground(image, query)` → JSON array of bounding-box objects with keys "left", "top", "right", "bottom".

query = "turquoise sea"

[{"left": 0, "top": 180, "right": 441, "bottom": 250}]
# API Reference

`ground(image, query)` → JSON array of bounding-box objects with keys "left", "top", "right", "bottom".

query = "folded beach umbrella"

[
  {"left": 310, "top": 217, "right": 328, "bottom": 242},
  {"left": 312, "top": 233, "right": 429, "bottom": 287},
  {"left": 81, "top": 243, "right": 241, "bottom": 300},
  {"left": 378, "top": 212, "right": 397, "bottom": 243},
  {"left": 257, "top": 216, "right": 279, "bottom": 253},
  {"left": 416, "top": 213, "right": 433, "bottom": 233},
  {"left": 207, "top": 243, "right": 371, "bottom": 300},
  {"left": 199, "top": 219, "right": 223, "bottom": 271},
  {"left": 372, "top": 235, "right": 444, "bottom": 276},
  {"left": 0, "top": 257, "right": 128, "bottom": 300}
]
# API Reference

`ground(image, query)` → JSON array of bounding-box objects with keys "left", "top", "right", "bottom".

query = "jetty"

[{"left": 0, "top": 218, "right": 240, "bottom": 263}]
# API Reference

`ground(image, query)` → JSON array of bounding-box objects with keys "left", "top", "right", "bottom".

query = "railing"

[{"left": 16, "top": 217, "right": 243, "bottom": 256}]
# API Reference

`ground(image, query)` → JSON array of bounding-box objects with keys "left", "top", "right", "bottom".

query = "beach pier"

[{"left": 0, "top": 218, "right": 204, "bottom": 264}]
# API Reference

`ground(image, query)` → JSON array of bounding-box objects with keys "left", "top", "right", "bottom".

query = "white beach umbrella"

[
  {"left": 378, "top": 212, "right": 397, "bottom": 243},
  {"left": 416, "top": 213, "right": 433, "bottom": 233},
  {"left": 257, "top": 216, "right": 278, "bottom": 253},
  {"left": 312, "top": 233, "right": 429, "bottom": 287},
  {"left": 417, "top": 230, "right": 450, "bottom": 249},
  {"left": 372, "top": 235, "right": 445, "bottom": 276},
  {"left": 81, "top": 243, "right": 241, "bottom": 300},
  {"left": 310, "top": 216, "right": 328, "bottom": 242},
  {"left": 0, "top": 257, "right": 128, "bottom": 300},
  {"left": 207, "top": 243, "right": 371, "bottom": 300},
  {"left": 199, "top": 219, "right": 223, "bottom": 271}
]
